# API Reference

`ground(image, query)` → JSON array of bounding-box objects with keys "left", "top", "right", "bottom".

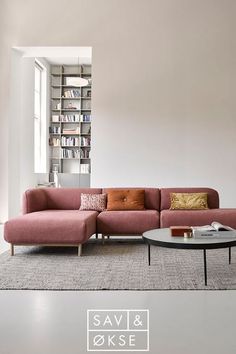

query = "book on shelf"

[
  {"left": 52, "top": 115, "right": 60, "bottom": 122},
  {"left": 62, "top": 114, "right": 80, "bottom": 122},
  {"left": 64, "top": 89, "right": 80, "bottom": 98},
  {"left": 49, "top": 137, "right": 60, "bottom": 147},
  {"left": 80, "top": 114, "right": 91, "bottom": 122},
  {"left": 61, "top": 148, "right": 80, "bottom": 159},
  {"left": 62, "top": 127, "right": 80, "bottom": 134},
  {"left": 80, "top": 136, "right": 91, "bottom": 146},
  {"left": 49, "top": 126, "right": 61, "bottom": 134},
  {"left": 52, "top": 114, "right": 81, "bottom": 123},
  {"left": 80, "top": 163, "right": 90, "bottom": 174},
  {"left": 192, "top": 222, "right": 236, "bottom": 238},
  {"left": 61, "top": 136, "right": 79, "bottom": 146},
  {"left": 80, "top": 148, "right": 90, "bottom": 158}
]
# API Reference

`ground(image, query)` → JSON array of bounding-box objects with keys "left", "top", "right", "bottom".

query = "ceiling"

[{"left": 14, "top": 46, "right": 92, "bottom": 65}]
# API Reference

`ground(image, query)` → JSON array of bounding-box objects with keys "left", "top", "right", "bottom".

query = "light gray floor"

[{"left": 0, "top": 226, "right": 236, "bottom": 354}]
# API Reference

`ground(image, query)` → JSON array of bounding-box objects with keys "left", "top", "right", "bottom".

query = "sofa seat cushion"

[
  {"left": 4, "top": 210, "right": 98, "bottom": 244},
  {"left": 97, "top": 210, "right": 159, "bottom": 234},
  {"left": 161, "top": 209, "right": 236, "bottom": 228}
]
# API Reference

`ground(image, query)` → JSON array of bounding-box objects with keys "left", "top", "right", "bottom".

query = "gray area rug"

[{"left": 0, "top": 240, "right": 236, "bottom": 290}]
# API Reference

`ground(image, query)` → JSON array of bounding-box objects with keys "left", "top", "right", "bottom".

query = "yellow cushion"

[
  {"left": 107, "top": 189, "right": 145, "bottom": 211},
  {"left": 170, "top": 193, "right": 208, "bottom": 210}
]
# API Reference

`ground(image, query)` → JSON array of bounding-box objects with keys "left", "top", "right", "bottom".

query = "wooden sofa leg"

[
  {"left": 102, "top": 234, "right": 105, "bottom": 245},
  {"left": 10, "top": 244, "right": 14, "bottom": 256},
  {"left": 78, "top": 244, "right": 82, "bottom": 256},
  {"left": 96, "top": 233, "right": 98, "bottom": 239}
]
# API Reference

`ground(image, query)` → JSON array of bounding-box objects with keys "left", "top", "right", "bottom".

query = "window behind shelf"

[{"left": 34, "top": 60, "right": 47, "bottom": 173}]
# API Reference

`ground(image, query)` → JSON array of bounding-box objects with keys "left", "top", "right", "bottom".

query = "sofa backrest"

[
  {"left": 23, "top": 188, "right": 102, "bottom": 213},
  {"left": 102, "top": 188, "right": 160, "bottom": 210},
  {"left": 160, "top": 188, "right": 219, "bottom": 210}
]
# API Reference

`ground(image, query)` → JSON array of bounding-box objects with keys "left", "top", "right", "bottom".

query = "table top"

[{"left": 142, "top": 228, "right": 236, "bottom": 250}]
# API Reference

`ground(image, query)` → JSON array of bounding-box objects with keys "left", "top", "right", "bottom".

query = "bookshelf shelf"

[
  {"left": 51, "top": 73, "right": 91, "bottom": 77},
  {"left": 51, "top": 85, "right": 92, "bottom": 89},
  {"left": 50, "top": 64, "right": 92, "bottom": 179},
  {"left": 52, "top": 109, "right": 91, "bottom": 112},
  {"left": 61, "top": 133, "right": 80, "bottom": 136},
  {"left": 51, "top": 97, "right": 91, "bottom": 100}
]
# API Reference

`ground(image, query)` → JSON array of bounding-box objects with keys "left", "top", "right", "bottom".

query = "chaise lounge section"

[
  {"left": 4, "top": 187, "right": 160, "bottom": 255},
  {"left": 4, "top": 188, "right": 101, "bottom": 256}
]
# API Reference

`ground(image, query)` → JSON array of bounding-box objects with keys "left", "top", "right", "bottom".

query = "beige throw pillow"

[{"left": 79, "top": 193, "right": 107, "bottom": 211}]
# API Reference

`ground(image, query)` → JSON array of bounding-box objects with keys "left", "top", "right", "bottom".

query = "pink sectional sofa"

[{"left": 4, "top": 186, "right": 236, "bottom": 256}]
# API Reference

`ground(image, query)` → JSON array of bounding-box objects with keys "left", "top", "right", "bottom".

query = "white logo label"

[{"left": 87, "top": 309, "right": 149, "bottom": 351}]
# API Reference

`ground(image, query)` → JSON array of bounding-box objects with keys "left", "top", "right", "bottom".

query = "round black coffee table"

[{"left": 142, "top": 228, "right": 236, "bottom": 286}]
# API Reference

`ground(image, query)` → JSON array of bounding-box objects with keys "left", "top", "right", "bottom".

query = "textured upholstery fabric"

[
  {"left": 170, "top": 192, "right": 208, "bottom": 210},
  {"left": 22, "top": 188, "right": 102, "bottom": 213},
  {"left": 97, "top": 210, "right": 159, "bottom": 234},
  {"left": 161, "top": 188, "right": 219, "bottom": 210},
  {"left": 22, "top": 188, "right": 48, "bottom": 214},
  {"left": 80, "top": 193, "right": 107, "bottom": 211},
  {"left": 4, "top": 210, "right": 98, "bottom": 244},
  {"left": 103, "top": 188, "right": 160, "bottom": 210},
  {"left": 107, "top": 189, "right": 145, "bottom": 210},
  {"left": 161, "top": 208, "right": 236, "bottom": 228}
]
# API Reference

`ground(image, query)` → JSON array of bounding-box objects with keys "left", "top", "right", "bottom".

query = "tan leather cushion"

[
  {"left": 107, "top": 189, "right": 145, "bottom": 210},
  {"left": 170, "top": 192, "right": 208, "bottom": 210}
]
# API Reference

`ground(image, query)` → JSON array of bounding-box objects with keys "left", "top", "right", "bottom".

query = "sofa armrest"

[{"left": 22, "top": 188, "right": 48, "bottom": 214}]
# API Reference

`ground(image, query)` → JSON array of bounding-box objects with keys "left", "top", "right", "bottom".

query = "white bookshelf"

[{"left": 50, "top": 64, "right": 92, "bottom": 185}]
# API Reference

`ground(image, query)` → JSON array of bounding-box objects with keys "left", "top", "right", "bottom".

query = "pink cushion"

[
  {"left": 160, "top": 188, "right": 219, "bottom": 210},
  {"left": 102, "top": 188, "right": 160, "bottom": 210},
  {"left": 23, "top": 188, "right": 102, "bottom": 213},
  {"left": 4, "top": 210, "right": 98, "bottom": 244},
  {"left": 97, "top": 210, "right": 159, "bottom": 234},
  {"left": 161, "top": 208, "right": 236, "bottom": 228}
]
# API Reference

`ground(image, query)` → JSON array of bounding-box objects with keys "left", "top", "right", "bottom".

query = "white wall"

[
  {"left": 8, "top": 50, "right": 22, "bottom": 218},
  {"left": 8, "top": 52, "right": 50, "bottom": 218},
  {"left": 1, "top": 0, "right": 236, "bottom": 221},
  {"left": 35, "top": 57, "right": 51, "bottom": 175},
  {"left": 8, "top": 54, "right": 37, "bottom": 217},
  {"left": 91, "top": 0, "right": 236, "bottom": 208}
]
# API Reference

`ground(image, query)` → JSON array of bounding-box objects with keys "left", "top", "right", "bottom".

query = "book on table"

[{"left": 192, "top": 222, "right": 236, "bottom": 238}]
